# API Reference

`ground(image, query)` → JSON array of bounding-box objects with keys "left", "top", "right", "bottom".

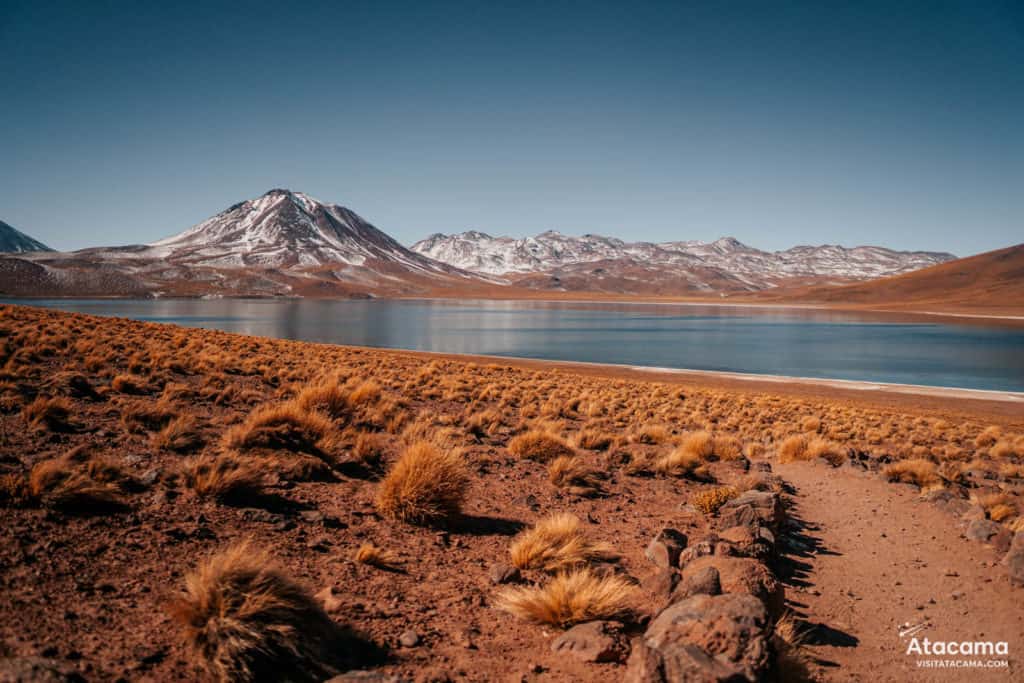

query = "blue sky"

[{"left": 1, "top": 0, "right": 1021, "bottom": 255}]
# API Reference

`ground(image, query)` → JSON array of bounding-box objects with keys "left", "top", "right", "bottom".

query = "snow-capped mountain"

[
  {"left": 0, "top": 190, "right": 482, "bottom": 298},
  {"left": 411, "top": 231, "right": 955, "bottom": 288},
  {"left": 0, "top": 221, "right": 52, "bottom": 253},
  {"left": 146, "top": 189, "right": 448, "bottom": 274}
]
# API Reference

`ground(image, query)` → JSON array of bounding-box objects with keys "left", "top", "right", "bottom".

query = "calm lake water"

[{"left": 7, "top": 298, "right": 1024, "bottom": 392}]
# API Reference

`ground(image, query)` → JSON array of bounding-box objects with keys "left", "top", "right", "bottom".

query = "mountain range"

[{"left": 0, "top": 189, "right": 963, "bottom": 299}]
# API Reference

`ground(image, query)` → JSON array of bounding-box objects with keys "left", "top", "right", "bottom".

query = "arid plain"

[{"left": 1, "top": 303, "right": 1022, "bottom": 681}]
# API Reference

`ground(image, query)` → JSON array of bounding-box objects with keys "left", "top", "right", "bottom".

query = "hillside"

[{"left": 774, "top": 243, "right": 1024, "bottom": 315}]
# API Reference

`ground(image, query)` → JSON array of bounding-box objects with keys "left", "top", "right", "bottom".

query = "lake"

[{"left": 6, "top": 298, "right": 1024, "bottom": 393}]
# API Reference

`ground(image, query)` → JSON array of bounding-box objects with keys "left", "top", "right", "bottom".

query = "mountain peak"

[{"left": 0, "top": 220, "right": 54, "bottom": 253}]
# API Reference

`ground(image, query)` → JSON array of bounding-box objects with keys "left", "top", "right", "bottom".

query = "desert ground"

[{"left": 1, "top": 303, "right": 1022, "bottom": 682}]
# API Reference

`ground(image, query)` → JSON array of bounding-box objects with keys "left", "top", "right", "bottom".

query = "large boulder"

[
  {"left": 716, "top": 491, "right": 784, "bottom": 533},
  {"left": 965, "top": 519, "right": 1012, "bottom": 553},
  {"left": 624, "top": 593, "right": 770, "bottom": 683},
  {"left": 680, "top": 556, "right": 784, "bottom": 617}
]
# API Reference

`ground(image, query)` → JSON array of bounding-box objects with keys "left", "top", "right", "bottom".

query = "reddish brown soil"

[
  {"left": 778, "top": 460, "right": 1022, "bottom": 681},
  {"left": 0, "top": 304, "right": 1021, "bottom": 681}
]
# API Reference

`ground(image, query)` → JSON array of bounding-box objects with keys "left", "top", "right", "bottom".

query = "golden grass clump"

[
  {"left": 181, "top": 454, "right": 266, "bottom": 503},
  {"left": 22, "top": 396, "right": 76, "bottom": 432},
  {"left": 495, "top": 567, "right": 636, "bottom": 627},
  {"left": 883, "top": 458, "right": 939, "bottom": 488},
  {"left": 28, "top": 449, "right": 128, "bottom": 513},
  {"left": 353, "top": 542, "right": 401, "bottom": 570},
  {"left": 805, "top": 437, "right": 846, "bottom": 466},
  {"left": 575, "top": 428, "right": 614, "bottom": 451},
  {"left": 152, "top": 414, "right": 204, "bottom": 452},
  {"left": 509, "top": 513, "right": 617, "bottom": 572},
  {"left": 110, "top": 373, "right": 147, "bottom": 394},
  {"left": 777, "top": 434, "right": 809, "bottom": 463},
  {"left": 691, "top": 486, "right": 739, "bottom": 515},
  {"left": 0, "top": 473, "right": 33, "bottom": 507},
  {"left": 547, "top": 456, "right": 604, "bottom": 497},
  {"left": 375, "top": 441, "right": 468, "bottom": 524},
  {"left": 168, "top": 542, "right": 347, "bottom": 682},
  {"left": 223, "top": 401, "right": 342, "bottom": 459},
  {"left": 508, "top": 430, "right": 575, "bottom": 462}
]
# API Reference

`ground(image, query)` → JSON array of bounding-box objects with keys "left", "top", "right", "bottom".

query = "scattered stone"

[
  {"left": 488, "top": 563, "right": 521, "bottom": 585},
  {"left": 645, "top": 528, "right": 688, "bottom": 569},
  {"left": 0, "top": 656, "right": 85, "bottom": 682},
  {"left": 299, "top": 510, "right": 324, "bottom": 524},
  {"left": 315, "top": 586, "right": 344, "bottom": 613},
  {"left": 325, "top": 672, "right": 405, "bottom": 683},
  {"left": 550, "top": 621, "right": 629, "bottom": 663},
  {"left": 399, "top": 630, "right": 420, "bottom": 648},
  {"left": 624, "top": 593, "right": 770, "bottom": 683}
]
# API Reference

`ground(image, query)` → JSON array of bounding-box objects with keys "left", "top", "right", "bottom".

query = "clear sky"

[{"left": 2, "top": 0, "right": 1021, "bottom": 255}]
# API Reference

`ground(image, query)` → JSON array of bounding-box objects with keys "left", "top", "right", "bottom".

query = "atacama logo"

[
  {"left": 905, "top": 638, "right": 1009, "bottom": 657},
  {"left": 898, "top": 620, "right": 1010, "bottom": 669}
]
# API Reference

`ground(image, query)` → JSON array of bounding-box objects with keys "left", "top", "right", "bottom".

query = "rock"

[
  {"left": 751, "top": 462, "right": 772, "bottom": 473},
  {"left": 299, "top": 510, "right": 324, "bottom": 524},
  {"left": 641, "top": 569, "right": 680, "bottom": 611},
  {"left": 717, "top": 491, "right": 784, "bottom": 533},
  {"left": 681, "top": 556, "right": 783, "bottom": 617},
  {"left": 922, "top": 488, "right": 971, "bottom": 517},
  {"left": 488, "top": 563, "right": 522, "bottom": 585},
  {"left": 315, "top": 586, "right": 344, "bottom": 613},
  {"left": 966, "top": 519, "right": 1011, "bottom": 552},
  {"left": 645, "top": 528, "right": 688, "bottom": 569},
  {"left": 1003, "top": 531, "right": 1024, "bottom": 588},
  {"left": 624, "top": 593, "right": 770, "bottom": 683},
  {"left": 0, "top": 657, "right": 85, "bottom": 682},
  {"left": 962, "top": 505, "right": 987, "bottom": 523},
  {"left": 716, "top": 525, "right": 775, "bottom": 562},
  {"left": 550, "top": 621, "right": 629, "bottom": 663},
  {"left": 399, "top": 630, "right": 420, "bottom": 647},
  {"left": 677, "top": 539, "right": 718, "bottom": 568},
  {"left": 139, "top": 468, "right": 161, "bottom": 487},
  {"left": 325, "top": 673, "right": 405, "bottom": 683},
  {"left": 670, "top": 565, "right": 721, "bottom": 603}
]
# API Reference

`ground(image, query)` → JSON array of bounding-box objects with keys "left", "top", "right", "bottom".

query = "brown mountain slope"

[{"left": 766, "top": 243, "right": 1024, "bottom": 315}]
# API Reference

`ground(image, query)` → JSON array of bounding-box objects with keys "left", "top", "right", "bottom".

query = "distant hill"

[
  {"left": 0, "top": 221, "right": 52, "bottom": 253},
  {"left": 776, "top": 244, "right": 1024, "bottom": 314}
]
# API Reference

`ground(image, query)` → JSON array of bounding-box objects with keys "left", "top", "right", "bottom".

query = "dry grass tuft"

[
  {"left": 22, "top": 396, "right": 76, "bottom": 432},
  {"left": 547, "top": 456, "right": 604, "bottom": 497},
  {"left": 181, "top": 454, "right": 266, "bottom": 502},
  {"left": 168, "top": 542, "right": 347, "bottom": 682},
  {"left": 375, "top": 441, "right": 468, "bottom": 524},
  {"left": 508, "top": 430, "right": 575, "bottom": 462},
  {"left": 883, "top": 458, "right": 939, "bottom": 488},
  {"left": 0, "top": 473, "right": 33, "bottom": 507},
  {"left": 777, "top": 435, "right": 809, "bottom": 463},
  {"left": 152, "top": 414, "right": 204, "bottom": 452},
  {"left": 495, "top": 567, "right": 636, "bottom": 627},
  {"left": 575, "top": 428, "right": 614, "bottom": 451},
  {"left": 28, "top": 449, "right": 128, "bottom": 514},
  {"left": 509, "top": 513, "right": 617, "bottom": 571},
  {"left": 691, "top": 486, "right": 739, "bottom": 515},
  {"left": 223, "top": 402, "right": 341, "bottom": 459},
  {"left": 353, "top": 542, "right": 401, "bottom": 570}
]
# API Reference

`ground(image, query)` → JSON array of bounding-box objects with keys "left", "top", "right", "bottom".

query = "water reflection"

[{"left": 6, "top": 298, "right": 1024, "bottom": 392}]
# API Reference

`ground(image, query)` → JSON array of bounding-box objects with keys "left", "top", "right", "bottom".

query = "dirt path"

[{"left": 774, "top": 461, "right": 1023, "bottom": 681}]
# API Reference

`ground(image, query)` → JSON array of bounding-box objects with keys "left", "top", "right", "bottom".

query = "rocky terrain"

[{"left": 1, "top": 304, "right": 1022, "bottom": 681}]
